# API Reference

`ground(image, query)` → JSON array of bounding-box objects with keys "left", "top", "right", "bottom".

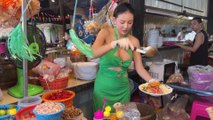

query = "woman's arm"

[
  {"left": 131, "top": 37, "right": 153, "bottom": 82},
  {"left": 175, "top": 32, "right": 204, "bottom": 53}
]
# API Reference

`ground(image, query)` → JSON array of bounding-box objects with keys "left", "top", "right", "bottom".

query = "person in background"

[
  {"left": 176, "top": 27, "right": 187, "bottom": 41},
  {"left": 64, "top": 30, "right": 72, "bottom": 50},
  {"left": 161, "top": 29, "right": 167, "bottom": 37},
  {"left": 171, "top": 29, "right": 177, "bottom": 37},
  {"left": 91, "top": 2, "right": 157, "bottom": 112},
  {"left": 175, "top": 17, "right": 209, "bottom": 66}
]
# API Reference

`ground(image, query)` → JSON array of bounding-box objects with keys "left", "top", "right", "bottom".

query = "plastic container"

[
  {"left": 33, "top": 102, "right": 65, "bottom": 120},
  {"left": 18, "top": 96, "right": 42, "bottom": 109},
  {"left": 42, "top": 90, "right": 75, "bottom": 108},
  {"left": 0, "top": 104, "right": 20, "bottom": 120},
  {"left": 16, "top": 105, "right": 36, "bottom": 120},
  {"left": 39, "top": 76, "right": 69, "bottom": 90},
  {"left": 93, "top": 110, "right": 104, "bottom": 120}
]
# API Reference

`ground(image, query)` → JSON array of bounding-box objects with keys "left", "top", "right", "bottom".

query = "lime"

[
  {"left": 0, "top": 109, "right": 6, "bottom": 116},
  {"left": 7, "top": 108, "right": 17, "bottom": 115}
]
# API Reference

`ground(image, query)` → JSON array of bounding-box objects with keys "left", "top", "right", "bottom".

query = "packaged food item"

[
  {"left": 167, "top": 73, "right": 184, "bottom": 83},
  {"left": 32, "top": 59, "right": 61, "bottom": 76},
  {"left": 188, "top": 65, "right": 213, "bottom": 90}
]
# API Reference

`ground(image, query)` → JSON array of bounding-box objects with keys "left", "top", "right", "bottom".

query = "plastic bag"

[
  {"left": 157, "top": 95, "right": 190, "bottom": 120},
  {"left": 56, "top": 68, "right": 72, "bottom": 79},
  {"left": 122, "top": 102, "right": 141, "bottom": 120},
  {"left": 187, "top": 65, "right": 213, "bottom": 90},
  {"left": 32, "top": 59, "right": 61, "bottom": 76},
  {"left": 167, "top": 73, "right": 184, "bottom": 83}
]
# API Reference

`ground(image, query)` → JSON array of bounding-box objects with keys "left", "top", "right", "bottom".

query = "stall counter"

[{"left": 0, "top": 78, "right": 94, "bottom": 105}]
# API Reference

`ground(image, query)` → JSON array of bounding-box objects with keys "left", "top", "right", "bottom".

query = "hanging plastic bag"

[
  {"left": 68, "top": 0, "right": 94, "bottom": 58},
  {"left": 69, "top": 28, "right": 94, "bottom": 58}
]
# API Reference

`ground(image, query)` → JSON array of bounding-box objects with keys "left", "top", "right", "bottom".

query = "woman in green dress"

[{"left": 92, "top": 3, "right": 156, "bottom": 112}]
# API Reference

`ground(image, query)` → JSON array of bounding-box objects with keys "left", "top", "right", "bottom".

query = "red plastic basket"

[
  {"left": 42, "top": 90, "right": 75, "bottom": 108},
  {"left": 39, "top": 76, "right": 69, "bottom": 90},
  {"left": 16, "top": 105, "right": 36, "bottom": 120}
]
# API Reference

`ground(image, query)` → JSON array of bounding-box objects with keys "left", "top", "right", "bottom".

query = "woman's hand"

[
  {"left": 185, "top": 40, "right": 193, "bottom": 44},
  {"left": 110, "top": 37, "right": 134, "bottom": 50},
  {"left": 148, "top": 79, "right": 159, "bottom": 83},
  {"left": 148, "top": 79, "right": 160, "bottom": 86},
  {"left": 174, "top": 43, "right": 182, "bottom": 47}
]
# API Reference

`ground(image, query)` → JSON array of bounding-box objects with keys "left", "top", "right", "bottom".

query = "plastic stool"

[{"left": 190, "top": 99, "right": 213, "bottom": 120}]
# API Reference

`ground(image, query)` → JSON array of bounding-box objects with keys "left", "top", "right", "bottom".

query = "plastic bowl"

[
  {"left": 42, "top": 90, "right": 75, "bottom": 107},
  {"left": 0, "top": 104, "right": 20, "bottom": 120},
  {"left": 16, "top": 105, "right": 36, "bottom": 120},
  {"left": 18, "top": 96, "right": 42, "bottom": 109},
  {"left": 33, "top": 102, "right": 65, "bottom": 120}
]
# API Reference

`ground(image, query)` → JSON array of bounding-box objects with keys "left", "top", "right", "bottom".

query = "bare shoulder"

[
  {"left": 93, "top": 24, "right": 113, "bottom": 47},
  {"left": 197, "top": 32, "right": 204, "bottom": 38},
  {"left": 195, "top": 32, "right": 205, "bottom": 42},
  {"left": 129, "top": 35, "right": 140, "bottom": 47},
  {"left": 98, "top": 24, "right": 112, "bottom": 37}
]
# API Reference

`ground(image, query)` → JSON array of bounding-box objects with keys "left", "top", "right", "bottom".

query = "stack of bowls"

[{"left": 147, "top": 29, "right": 159, "bottom": 48}]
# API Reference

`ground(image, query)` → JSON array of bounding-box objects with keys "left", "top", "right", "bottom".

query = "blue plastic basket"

[
  {"left": 0, "top": 104, "right": 20, "bottom": 120},
  {"left": 33, "top": 102, "right": 65, "bottom": 120}
]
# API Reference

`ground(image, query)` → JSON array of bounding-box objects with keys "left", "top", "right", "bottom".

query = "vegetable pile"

[{"left": 46, "top": 90, "right": 73, "bottom": 100}]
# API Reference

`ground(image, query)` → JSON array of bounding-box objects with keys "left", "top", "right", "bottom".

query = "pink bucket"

[{"left": 0, "top": 42, "right": 6, "bottom": 54}]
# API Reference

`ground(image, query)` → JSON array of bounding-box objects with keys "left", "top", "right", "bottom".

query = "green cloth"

[
  {"left": 93, "top": 27, "right": 133, "bottom": 111},
  {"left": 93, "top": 48, "right": 133, "bottom": 112}
]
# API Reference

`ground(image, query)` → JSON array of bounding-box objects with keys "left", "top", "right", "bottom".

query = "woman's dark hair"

[
  {"left": 192, "top": 17, "right": 202, "bottom": 23},
  {"left": 113, "top": 2, "right": 135, "bottom": 18}
]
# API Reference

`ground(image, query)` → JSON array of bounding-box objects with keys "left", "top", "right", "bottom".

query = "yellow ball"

[
  {"left": 7, "top": 108, "right": 17, "bottom": 115},
  {"left": 0, "top": 110, "right": 6, "bottom": 116},
  {"left": 104, "top": 111, "right": 110, "bottom": 117},
  {"left": 105, "top": 106, "right": 111, "bottom": 112},
  {"left": 116, "top": 111, "right": 124, "bottom": 118}
]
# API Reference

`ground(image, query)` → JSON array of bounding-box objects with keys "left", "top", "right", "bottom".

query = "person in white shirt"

[{"left": 176, "top": 27, "right": 187, "bottom": 40}]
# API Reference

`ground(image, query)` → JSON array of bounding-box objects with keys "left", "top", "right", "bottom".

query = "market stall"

[{"left": 0, "top": 0, "right": 213, "bottom": 120}]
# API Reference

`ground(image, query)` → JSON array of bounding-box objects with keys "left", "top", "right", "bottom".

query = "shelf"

[
  {"left": 45, "top": 47, "right": 68, "bottom": 54},
  {"left": 0, "top": 78, "right": 94, "bottom": 105}
]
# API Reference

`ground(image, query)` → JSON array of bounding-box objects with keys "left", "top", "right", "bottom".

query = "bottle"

[{"left": 93, "top": 110, "right": 104, "bottom": 120}]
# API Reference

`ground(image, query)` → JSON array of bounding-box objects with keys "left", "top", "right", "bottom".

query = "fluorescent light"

[{"left": 188, "top": 16, "right": 193, "bottom": 20}]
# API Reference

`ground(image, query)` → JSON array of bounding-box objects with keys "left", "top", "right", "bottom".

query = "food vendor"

[{"left": 91, "top": 2, "right": 158, "bottom": 112}]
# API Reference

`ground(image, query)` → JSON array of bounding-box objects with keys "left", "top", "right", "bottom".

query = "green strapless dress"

[{"left": 93, "top": 46, "right": 133, "bottom": 111}]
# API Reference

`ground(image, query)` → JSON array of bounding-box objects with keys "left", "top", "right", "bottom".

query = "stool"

[{"left": 190, "top": 99, "right": 213, "bottom": 120}]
